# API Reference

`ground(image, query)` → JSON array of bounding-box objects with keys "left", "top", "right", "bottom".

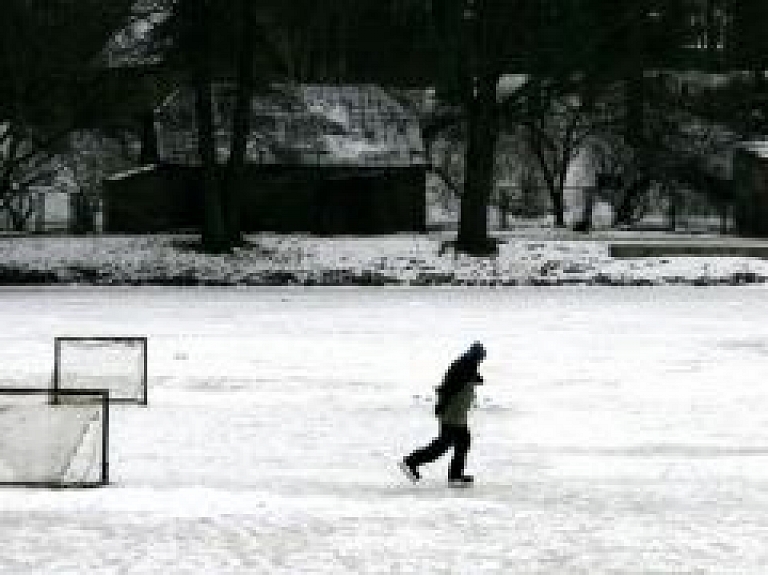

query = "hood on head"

[{"left": 465, "top": 341, "right": 486, "bottom": 362}]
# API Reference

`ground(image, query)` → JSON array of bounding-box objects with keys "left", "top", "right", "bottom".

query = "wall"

[
  {"left": 103, "top": 165, "right": 203, "bottom": 233},
  {"left": 104, "top": 164, "right": 426, "bottom": 235},
  {"left": 732, "top": 147, "right": 768, "bottom": 238}
]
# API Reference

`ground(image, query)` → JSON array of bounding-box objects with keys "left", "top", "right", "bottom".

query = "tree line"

[{"left": 1, "top": 1, "right": 767, "bottom": 252}]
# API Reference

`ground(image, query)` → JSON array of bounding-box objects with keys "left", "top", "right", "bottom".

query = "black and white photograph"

[{"left": 2, "top": 1, "right": 768, "bottom": 572}]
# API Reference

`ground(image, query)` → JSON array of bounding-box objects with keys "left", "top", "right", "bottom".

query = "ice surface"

[{"left": 1, "top": 286, "right": 768, "bottom": 573}]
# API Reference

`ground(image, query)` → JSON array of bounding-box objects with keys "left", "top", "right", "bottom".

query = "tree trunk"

[
  {"left": 194, "top": 81, "right": 228, "bottom": 252},
  {"left": 705, "top": 0, "right": 718, "bottom": 63},
  {"left": 497, "top": 195, "right": 510, "bottom": 230},
  {"left": 719, "top": 203, "right": 729, "bottom": 235},
  {"left": 456, "top": 74, "right": 498, "bottom": 255},
  {"left": 223, "top": 0, "right": 257, "bottom": 247},
  {"left": 70, "top": 192, "right": 94, "bottom": 234},
  {"left": 666, "top": 187, "right": 678, "bottom": 232},
  {"left": 550, "top": 184, "right": 565, "bottom": 228},
  {"left": 625, "top": 71, "right": 645, "bottom": 147},
  {"left": 10, "top": 195, "right": 26, "bottom": 232},
  {"left": 0, "top": 178, "right": 26, "bottom": 232},
  {"left": 138, "top": 109, "right": 158, "bottom": 165},
  {"left": 574, "top": 185, "right": 596, "bottom": 233},
  {"left": 188, "top": 0, "right": 228, "bottom": 253},
  {"left": 499, "top": 208, "right": 509, "bottom": 230},
  {"left": 553, "top": 167, "right": 569, "bottom": 228}
]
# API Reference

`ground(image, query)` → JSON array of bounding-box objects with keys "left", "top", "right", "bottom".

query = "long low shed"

[
  {"left": 104, "top": 84, "right": 428, "bottom": 235},
  {"left": 103, "top": 163, "right": 426, "bottom": 235}
]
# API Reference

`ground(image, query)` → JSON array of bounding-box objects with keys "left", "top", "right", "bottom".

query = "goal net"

[
  {"left": 0, "top": 389, "right": 109, "bottom": 487},
  {"left": 54, "top": 337, "right": 147, "bottom": 405}
]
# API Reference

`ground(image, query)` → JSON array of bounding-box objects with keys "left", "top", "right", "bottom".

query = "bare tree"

[
  {"left": 492, "top": 131, "right": 550, "bottom": 229},
  {"left": 0, "top": 0, "right": 134, "bottom": 231},
  {"left": 586, "top": 133, "right": 653, "bottom": 228},
  {"left": 0, "top": 124, "right": 65, "bottom": 231},
  {"left": 65, "top": 131, "right": 138, "bottom": 233},
  {"left": 518, "top": 80, "right": 600, "bottom": 228},
  {"left": 160, "top": 0, "right": 262, "bottom": 252}
]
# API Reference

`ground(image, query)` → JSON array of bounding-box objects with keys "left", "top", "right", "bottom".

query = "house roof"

[
  {"left": 154, "top": 83, "right": 426, "bottom": 167},
  {"left": 105, "top": 164, "right": 158, "bottom": 182},
  {"left": 100, "top": 3, "right": 171, "bottom": 69},
  {"left": 739, "top": 140, "right": 768, "bottom": 160}
]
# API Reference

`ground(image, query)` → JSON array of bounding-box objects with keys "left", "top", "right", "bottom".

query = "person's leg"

[
  {"left": 448, "top": 425, "right": 471, "bottom": 479},
  {"left": 406, "top": 424, "right": 452, "bottom": 468}
]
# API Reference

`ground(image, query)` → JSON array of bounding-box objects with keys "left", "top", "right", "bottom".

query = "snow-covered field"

[
  {"left": 1, "top": 286, "right": 768, "bottom": 573},
  {"left": 4, "top": 232, "right": 768, "bottom": 286}
]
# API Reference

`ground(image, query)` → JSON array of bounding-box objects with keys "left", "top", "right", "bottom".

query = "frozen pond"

[{"left": 1, "top": 286, "right": 768, "bottom": 573}]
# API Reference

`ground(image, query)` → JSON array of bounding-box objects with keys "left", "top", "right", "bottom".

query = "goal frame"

[
  {"left": 54, "top": 336, "right": 148, "bottom": 406},
  {"left": 0, "top": 388, "right": 109, "bottom": 488}
]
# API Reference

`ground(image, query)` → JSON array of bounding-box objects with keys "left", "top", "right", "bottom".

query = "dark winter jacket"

[
  {"left": 438, "top": 385, "right": 477, "bottom": 425},
  {"left": 434, "top": 352, "right": 483, "bottom": 425}
]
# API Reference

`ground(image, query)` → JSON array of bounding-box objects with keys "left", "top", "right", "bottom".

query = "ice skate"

[
  {"left": 398, "top": 459, "right": 421, "bottom": 483},
  {"left": 448, "top": 475, "right": 474, "bottom": 487}
]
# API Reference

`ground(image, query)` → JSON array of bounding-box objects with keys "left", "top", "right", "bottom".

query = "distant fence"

[
  {"left": 429, "top": 182, "right": 734, "bottom": 233},
  {"left": 0, "top": 180, "right": 733, "bottom": 236}
]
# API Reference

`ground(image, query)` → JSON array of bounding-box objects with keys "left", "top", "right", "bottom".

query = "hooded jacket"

[{"left": 434, "top": 345, "right": 484, "bottom": 425}]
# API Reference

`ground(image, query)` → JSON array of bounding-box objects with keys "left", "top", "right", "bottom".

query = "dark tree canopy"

[{"left": 0, "top": 0, "right": 135, "bottom": 128}]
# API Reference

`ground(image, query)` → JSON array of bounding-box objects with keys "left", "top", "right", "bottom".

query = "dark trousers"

[{"left": 405, "top": 423, "right": 471, "bottom": 479}]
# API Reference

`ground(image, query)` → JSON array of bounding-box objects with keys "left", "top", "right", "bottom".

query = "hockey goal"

[
  {"left": 54, "top": 337, "right": 148, "bottom": 405},
  {"left": 0, "top": 389, "right": 109, "bottom": 487}
]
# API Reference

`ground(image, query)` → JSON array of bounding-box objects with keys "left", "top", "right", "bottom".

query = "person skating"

[{"left": 399, "top": 342, "right": 486, "bottom": 486}]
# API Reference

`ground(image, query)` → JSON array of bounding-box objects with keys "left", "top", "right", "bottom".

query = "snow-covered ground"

[
  {"left": 1, "top": 286, "right": 768, "bottom": 573},
  {"left": 3, "top": 232, "right": 768, "bottom": 286}
]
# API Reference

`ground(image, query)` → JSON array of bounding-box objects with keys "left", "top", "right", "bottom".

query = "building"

[
  {"left": 104, "top": 83, "right": 427, "bottom": 234},
  {"left": 732, "top": 141, "right": 768, "bottom": 237}
]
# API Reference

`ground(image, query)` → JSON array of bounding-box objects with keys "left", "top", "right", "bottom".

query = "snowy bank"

[{"left": 2, "top": 232, "right": 768, "bottom": 286}]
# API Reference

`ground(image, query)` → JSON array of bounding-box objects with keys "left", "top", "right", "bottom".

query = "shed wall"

[
  {"left": 104, "top": 164, "right": 425, "bottom": 234},
  {"left": 733, "top": 149, "right": 768, "bottom": 237}
]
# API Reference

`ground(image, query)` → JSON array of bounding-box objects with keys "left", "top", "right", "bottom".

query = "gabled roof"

[
  {"left": 154, "top": 83, "right": 426, "bottom": 167},
  {"left": 739, "top": 140, "right": 768, "bottom": 160},
  {"left": 100, "top": 1, "right": 171, "bottom": 69}
]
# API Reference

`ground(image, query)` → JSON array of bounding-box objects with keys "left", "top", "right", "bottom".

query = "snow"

[
  {"left": 1, "top": 286, "right": 768, "bottom": 573},
  {"left": 2, "top": 232, "right": 768, "bottom": 286},
  {"left": 740, "top": 140, "right": 768, "bottom": 160},
  {"left": 321, "top": 135, "right": 391, "bottom": 161},
  {"left": 105, "top": 164, "right": 157, "bottom": 182}
]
